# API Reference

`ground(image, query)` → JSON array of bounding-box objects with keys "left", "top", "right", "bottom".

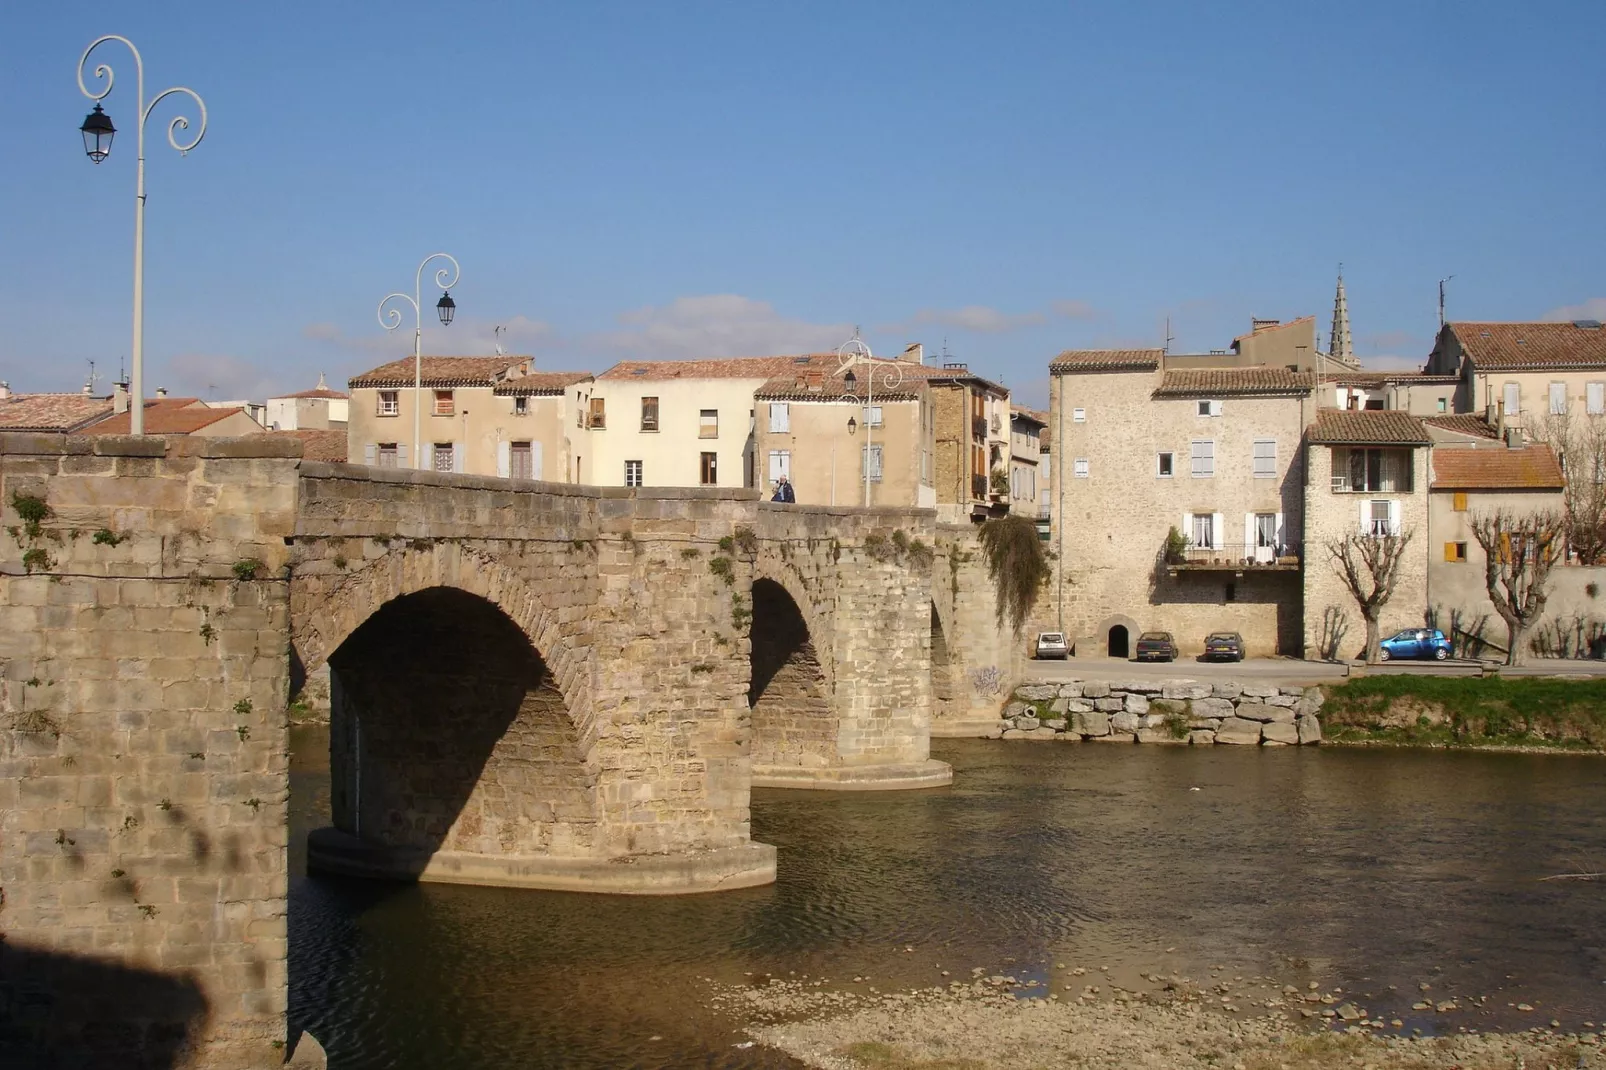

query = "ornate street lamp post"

[
  {"left": 836, "top": 329, "right": 903, "bottom": 508},
  {"left": 77, "top": 35, "right": 208, "bottom": 436},
  {"left": 378, "top": 254, "right": 460, "bottom": 470}
]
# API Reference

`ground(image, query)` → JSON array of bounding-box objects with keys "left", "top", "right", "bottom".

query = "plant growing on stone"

[
  {"left": 1469, "top": 509, "right": 1565, "bottom": 666},
  {"left": 717, "top": 535, "right": 735, "bottom": 554},
  {"left": 233, "top": 698, "right": 253, "bottom": 716},
  {"left": 10, "top": 491, "right": 50, "bottom": 539},
  {"left": 332, "top": 554, "right": 348, "bottom": 570},
  {"left": 21, "top": 547, "right": 52, "bottom": 573},
  {"left": 1162, "top": 526, "right": 1190, "bottom": 565},
  {"left": 1325, "top": 527, "right": 1414, "bottom": 663},
  {"left": 989, "top": 466, "right": 1010, "bottom": 497},
  {"left": 232, "top": 558, "right": 265, "bottom": 581},
  {"left": 680, "top": 547, "right": 701, "bottom": 559},
  {"left": 198, "top": 622, "right": 217, "bottom": 645},
  {"left": 732, "top": 526, "right": 758, "bottom": 557},
  {"left": 236, "top": 725, "right": 250, "bottom": 741},
  {"left": 863, "top": 533, "right": 893, "bottom": 562},
  {"left": 92, "top": 528, "right": 125, "bottom": 547},
  {"left": 730, "top": 592, "right": 752, "bottom": 630},
  {"left": 906, "top": 538, "right": 934, "bottom": 568},
  {"left": 709, "top": 556, "right": 734, "bottom": 584},
  {"left": 977, "top": 515, "right": 1049, "bottom": 634}
]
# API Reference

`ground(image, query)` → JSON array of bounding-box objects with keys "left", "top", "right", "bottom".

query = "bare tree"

[
  {"left": 1325, "top": 529, "right": 1414, "bottom": 662},
  {"left": 1468, "top": 509, "right": 1565, "bottom": 666},
  {"left": 1535, "top": 412, "right": 1606, "bottom": 563}
]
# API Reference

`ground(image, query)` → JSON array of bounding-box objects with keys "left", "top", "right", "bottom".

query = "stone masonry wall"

[
  {"left": 931, "top": 524, "right": 1026, "bottom": 733},
  {"left": 998, "top": 679, "right": 1325, "bottom": 746},
  {"left": 0, "top": 434, "right": 298, "bottom": 1068}
]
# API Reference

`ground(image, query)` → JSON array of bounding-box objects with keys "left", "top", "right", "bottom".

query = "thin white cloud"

[
  {"left": 586, "top": 295, "right": 851, "bottom": 360},
  {"left": 1543, "top": 298, "right": 1606, "bottom": 322},
  {"left": 161, "top": 353, "right": 283, "bottom": 402},
  {"left": 886, "top": 299, "right": 1098, "bottom": 335},
  {"left": 1049, "top": 299, "right": 1097, "bottom": 320},
  {"left": 302, "top": 315, "right": 557, "bottom": 360}
]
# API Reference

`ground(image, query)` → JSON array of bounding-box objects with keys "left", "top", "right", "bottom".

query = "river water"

[{"left": 288, "top": 727, "right": 1606, "bottom": 1068}]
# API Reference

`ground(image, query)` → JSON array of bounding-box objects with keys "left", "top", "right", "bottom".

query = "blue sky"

[{"left": 3, "top": 1, "right": 1602, "bottom": 409}]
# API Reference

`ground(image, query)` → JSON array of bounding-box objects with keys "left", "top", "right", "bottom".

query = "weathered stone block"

[
  {"left": 1093, "top": 697, "right": 1124, "bottom": 712},
  {"left": 1235, "top": 702, "right": 1294, "bottom": 724},
  {"left": 1057, "top": 683, "right": 1084, "bottom": 699},
  {"left": 1303, "top": 688, "right": 1326, "bottom": 710},
  {"left": 1110, "top": 711, "right": 1140, "bottom": 734},
  {"left": 1189, "top": 697, "right": 1235, "bottom": 718},
  {"left": 1062, "top": 698, "right": 1093, "bottom": 714},
  {"left": 1014, "top": 715, "right": 1041, "bottom": 731},
  {"left": 1073, "top": 709, "right": 1110, "bottom": 736},
  {"left": 1212, "top": 683, "right": 1243, "bottom": 700},
  {"left": 1265, "top": 694, "right": 1299, "bottom": 708},
  {"left": 1136, "top": 727, "right": 1185, "bottom": 744},
  {"left": 1016, "top": 685, "right": 1058, "bottom": 701},
  {"left": 1262, "top": 721, "right": 1300, "bottom": 745},
  {"left": 1188, "top": 729, "right": 1217, "bottom": 746},
  {"left": 1297, "top": 715, "right": 1323, "bottom": 745},
  {"left": 1043, "top": 718, "right": 1067, "bottom": 731},
  {"left": 1148, "top": 698, "right": 1187, "bottom": 716},
  {"left": 1215, "top": 716, "right": 1263, "bottom": 744},
  {"left": 1241, "top": 685, "right": 1281, "bottom": 699},
  {"left": 1081, "top": 681, "right": 1111, "bottom": 699},
  {"left": 1123, "top": 693, "right": 1150, "bottom": 715},
  {"left": 1090, "top": 731, "right": 1135, "bottom": 743},
  {"left": 1004, "top": 701, "right": 1030, "bottom": 719},
  {"left": 1049, "top": 698, "right": 1068, "bottom": 714}
]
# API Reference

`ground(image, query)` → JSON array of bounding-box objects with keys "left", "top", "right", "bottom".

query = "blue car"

[{"left": 1378, "top": 628, "right": 1452, "bottom": 662}]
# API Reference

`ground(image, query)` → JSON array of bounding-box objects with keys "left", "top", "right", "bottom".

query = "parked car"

[
  {"left": 1035, "top": 632, "right": 1069, "bottom": 660},
  {"left": 1135, "top": 631, "right": 1178, "bottom": 662},
  {"left": 1203, "top": 631, "right": 1245, "bottom": 662},
  {"left": 1378, "top": 628, "right": 1452, "bottom": 661}
]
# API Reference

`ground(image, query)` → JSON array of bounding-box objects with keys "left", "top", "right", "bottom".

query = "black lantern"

[
  {"left": 847, "top": 415, "right": 858, "bottom": 436},
  {"left": 843, "top": 368, "right": 857, "bottom": 389},
  {"left": 436, "top": 290, "right": 456, "bottom": 326},
  {"left": 80, "top": 103, "right": 116, "bottom": 164}
]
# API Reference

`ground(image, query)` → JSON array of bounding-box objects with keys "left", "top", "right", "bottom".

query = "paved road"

[{"left": 1022, "top": 656, "right": 1606, "bottom": 684}]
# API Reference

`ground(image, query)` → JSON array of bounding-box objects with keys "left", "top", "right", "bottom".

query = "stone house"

[
  {"left": 926, "top": 361, "right": 1012, "bottom": 523},
  {"left": 1009, "top": 408, "right": 1045, "bottom": 517},
  {"left": 84, "top": 392, "right": 265, "bottom": 437},
  {"left": 752, "top": 352, "right": 937, "bottom": 507},
  {"left": 266, "top": 373, "right": 349, "bottom": 431},
  {"left": 1425, "top": 320, "right": 1606, "bottom": 432},
  {"left": 1301, "top": 409, "right": 1432, "bottom": 659},
  {"left": 346, "top": 355, "right": 593, "bottom": 479},
  {"left": 1048, "top": 352, "right": 1313, "bottom": 658},
  {"left": 1322, "top": 370, "right": 1460, "bottom": 416}
]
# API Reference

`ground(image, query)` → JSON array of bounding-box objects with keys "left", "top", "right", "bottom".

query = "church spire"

[{"left": 1329, "top": 267, "right": 1355, "bottom": 367}]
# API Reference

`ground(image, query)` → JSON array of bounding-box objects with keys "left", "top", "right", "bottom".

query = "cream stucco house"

[{"left": 1426, "top": 320, "right": 1606, "bottom": 432}]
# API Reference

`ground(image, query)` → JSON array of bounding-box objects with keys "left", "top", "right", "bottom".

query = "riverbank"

[
  {"left": 1321, "top": 675, "right": 1606, "bottom": 750},
  {"left": 735, "top": 975, "right": 1603, "bottom": 1069}
]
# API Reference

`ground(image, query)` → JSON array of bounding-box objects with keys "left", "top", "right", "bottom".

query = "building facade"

[
  {"left": 266, "top": 373, "right": 349, "bottom": 431},
  {"left": 1008, "top": 409, "right": 1045, "bottom": 516}
]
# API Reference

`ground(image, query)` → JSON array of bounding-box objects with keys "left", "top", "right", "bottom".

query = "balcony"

[
  {"left": 1164, "top": 542, "right": 1302, "bottom": 573},
  {"left": 971, "top": 473, "right": 989, "bottom": 500},
  {"left": 972, "top": 416, "right": 988, "bottom": 440}
]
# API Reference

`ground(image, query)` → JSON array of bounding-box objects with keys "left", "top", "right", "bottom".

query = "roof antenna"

[
  {"left": 85, "top": 359, "right": 101, "bottom": 395},
  {"left": 1164, "top": 316, "right": 1174, "bottom": 355},
  {"left": 1438, "top": 276, "right": 1455, "bottom": 328},
  {"left": 493, "top": 324, "right": 506, "bottom": 356}
]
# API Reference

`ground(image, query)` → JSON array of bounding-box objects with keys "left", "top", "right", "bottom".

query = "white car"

[{"left": 1035, "top": 632, "right": 1070, "bottom": 660}]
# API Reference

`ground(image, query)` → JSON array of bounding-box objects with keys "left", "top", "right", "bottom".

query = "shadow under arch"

[
  {"left": 314, "top": 586, "right": 598, "bottom": 878},
  {"left": 929, "top": 601, "right": 958, "bottom": 722},
  {"left": 748, "top": 577, "right": 836, "bottom": 769}
]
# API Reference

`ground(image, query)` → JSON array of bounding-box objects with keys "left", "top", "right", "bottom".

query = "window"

[
  {"left": 1197, "top": 400, "right": 1223, "bottom": 417},
  {"left": 1191, "top": 513, "right": 1215, "bottom": 549},
  {"left": 767, "top": 450, "right": 791, "bottom": 484},
  {"left": 1590, "top": 383, "right": 1605, "bottom": 415},
  {"left": 1252, "top": 439, "right": 1276, "bottom": 478},
  {"left": 1334, "top": 447, "right": 1414, "bottom": 492},
  {"left": 699, "top": 409, "right": 719, "bottom": 439},
  {"left": 768, "top": 402, "right": 789, "bottom": 433},
  {"left": 1452, "top": 491, "right": 1468, "bottom": 512},
  {"left": 1073, "top": 458, "right": 1089, "bottom": 478},
  {"left": 699, "top": 451, "right": 717, "bottom": 485},
  {"left": 625, "top": 460, "right": 643, "bottom": 487},
  {"left": 1368, "top": 499, "right": 1392, "bottom": 537},
  {"left": 1445, "top": 541, "right": 1467, "bottom": 563},
  {"left": 1072, "top": 407, "right": 1085, "bottom": 423},
  {"left": 377, "top": 390, "right": 399, "bottom": 416},
  {"left": 1255, "top": 513, "right": 1278, "bottom": 552},
  {"left": 862, "top": 444, "right": 884, "bottom": 483},
  {"left": 433, "top": 442, "right": 455, "bottom": 472},
  {"left": 1437, "top": 397, "right": 1448, "bottom": 413},
  {"left": 1551, "top": 381, "right": 1567, "bottom": 415},
  {"left": 588, "top": 397, "right": 606, "bottom": 429},
  {"left": 641, "top": 396, "right": 659, "bottom": 431},
  {"left": 510, "top": 441, "right": 533, "bottom": 480},
  {"left": 1191, "top": 439, "right": 1214, "bottom": 477},
  {"left": 434, "top": 390, "right": 454, "bottom": 417},
  {"left": 1503, "top": 381, "right": 1519, "bottom": 416},
  {"left": 512, "top": 396, "right": 528, "bottom": 416},
  {"left": 862, "top": 405, "right": 883, "bottom": 427},
  {"left": 1157, "top": 452, "right": 1174, "bottom": 477},
  {"left": 376, "top": 443, "right": 399, "bottom": 467}
]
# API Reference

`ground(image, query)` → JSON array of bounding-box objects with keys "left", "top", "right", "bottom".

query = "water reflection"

[{"left": 290, "top": 729, "right": 1606, "bottom": 1068}]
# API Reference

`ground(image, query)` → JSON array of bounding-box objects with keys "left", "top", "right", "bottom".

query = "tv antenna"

[
  {"left": 85, "top": 359, "right": 101, "bottom": 394},
  {"left": 1439, "top": 276, "right": 1455, "bottom": 328},
  {"left": 493, "top": 324, "right": 506, "bottom": 356},
  {"left": 1164, "top": 316, "right": 1175, "bottom": 355}
]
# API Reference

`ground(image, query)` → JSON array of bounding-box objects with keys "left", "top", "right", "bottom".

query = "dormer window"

[
  {"left": 1197, "top": 399, "right": 1223, "bottom": 417},
  {"left": 513, "top": 396, "right": 528, "bottom": 416}
]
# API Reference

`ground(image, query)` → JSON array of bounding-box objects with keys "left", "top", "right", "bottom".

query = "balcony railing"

[
  {"left": 972, "top": 417, "right": 988, "bottom": 440},
  {"left": 1165, "top": 542, "right": 1302, "bottom": 570},
  {"left": 971, "top": 474, "right": 989, "bottom": 500}
]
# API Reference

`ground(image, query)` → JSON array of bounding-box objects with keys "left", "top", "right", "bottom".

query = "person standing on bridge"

[{"left": 771, "top": 475, "right": 795, "bottom": 503}]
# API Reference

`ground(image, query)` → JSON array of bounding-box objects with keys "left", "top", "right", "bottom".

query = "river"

[{"left": 287, "top": 727, "right": 1606, "bottom": 1068}]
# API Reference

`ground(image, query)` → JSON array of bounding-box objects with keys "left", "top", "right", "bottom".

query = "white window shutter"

[
  {"left": 452, "top": 444, "right": 464, "bottom": 473},
  {"left": 363, "top": 443, "right": 377, "bottom": 466},
  {"left": 1389, "top": 499, "right": 1402, "bottom": 536},
  {"left": 421, "top": 443, "right": 433, "bottom": 470},
  {"left": 1590, "top": 382, "right": 1605, "bottom": 415},
  {"left": 531, "top": 441, "right": 544, "bottom": 480},
  {"left": 770, "top": 402, "right": 789, "bottom": 433},
  {"left": 1504, "top": 382, "right": 1519, "bottom": 415},
  {"left": 1209, "top": 400, "right": 1223, "bottom": 416},
  {"left": 1243, "top": 513, "right": 1254, "bottom": 553},
  {"left": 1359, "top": 499, "right": 1370, "bottom": 534},
  {"left": 1212, "top": 512, "right": 1224, "bottom": 549},
  {"left": 496, "top": 441, "right": 511, "bottom": 478},
  {"left": 1275, "top": 512, "right": 1285, "bottom": 551},
  {"left": 397, "top": 443, "right": 408, "bottom": 468}
]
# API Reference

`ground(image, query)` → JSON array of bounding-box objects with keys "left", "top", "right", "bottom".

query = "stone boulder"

[
  {"left": 1215, "top": 716, "right": 1263, "bottom": 745},
  {"left": 1043, "top": 718, "right": 1068, "bottom": 731},
  {"left": 1123, "top": 693, "right": 1150, "bottom": 715},
  {"left": 1303, "top": 688, "right": 1326, "bottom": 710},
  {"left": 1093, "top": 697, "right": 1125, "bottom": 712},
  {"left": 1014, "top": 715, "right": 1041, "bottom": 731},
  {"left": 1163, "top": 682, "right": 1214, "bottom": 700},
  {"left": 1058, "top": 683, "right": 1084, "bottom": 699},
  {"left": 1265, "top": 693, "right": 1300, "bottom": 708},
  {"left": 1212, "top": 683, "right": 1243, "bottom": 700},
  {"left": 1049, "top": 698, "right": 1068, "bottom": 714},
  {"left": 1297, "top": 715, "right": 1323, "bottom": 745},
  {"left": 1141, "top": 713, "right": 1170, "bottom": 729},
  {"left": 1063, "top": 698, "right": 1093, "bottom": 714},
  {"left": 1188, "top": 729, "right": 1217, "bottom": 746},
  {"left": 1073, "top": 709, "right": 1110, "bottom": 736},
  {"left": 1110, "top": 711, "right": 1141, "bottom": 734},
  {"left": 1189, "top": 697, "right": 1235, "bottom": 718},
  {"left": 1242, "top": 685, "right": 1281, "bottom": 699},
  {"left": 1081, "top": 681, "right": 1111, "bottom": 699},
  {"left": 1149, "top": 698, "right": 1188, "bottom": 716},
  {"left": 1004, "top": 701, "right": 1030, "bottom": 720},
  {"left": 1017, "top": 685, "right": 1058, "bottom": 701},
  {"left": 1121, "top": 681, "right": 1165, "bottom": 695},
  {"left": 1136, "top": 727, "right": 1185, "bottom": 744},
  {"left": 1261, "top": 721, "right": 1300, "bottom": 745},
  {"left": 1235, "top": 702, "right": 1294, "bottom": 724}
]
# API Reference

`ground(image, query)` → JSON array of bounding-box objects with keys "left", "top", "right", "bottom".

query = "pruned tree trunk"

[
  {"left": 1325, "top": 529, "right": 1414, "bottom": 664},
  {"left": 1469, "top": 509, "right": 1564, "bottom": 667}
]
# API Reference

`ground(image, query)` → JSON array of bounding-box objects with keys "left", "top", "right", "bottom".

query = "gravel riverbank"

[{"left": 724, "top": 971, "right": 1603, "bottom": 1070}]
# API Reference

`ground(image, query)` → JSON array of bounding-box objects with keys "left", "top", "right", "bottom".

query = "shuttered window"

[
  {"left": 1190, "top": 439, "right": 1214, "bottom": 477},
  {"left": 1252, "top": 439, "right": 1276, "bottom": 478}
]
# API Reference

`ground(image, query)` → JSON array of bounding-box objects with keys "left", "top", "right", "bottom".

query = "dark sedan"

[
  {"left": 1378, "top": 628, "right": 1452, "bottom": 661},
  {"left": 1203, "top": 631, "right": 1245, "bottom": 662},
  {"left": 1134, "top": 631, "right": 1178, "bottom": 662}
]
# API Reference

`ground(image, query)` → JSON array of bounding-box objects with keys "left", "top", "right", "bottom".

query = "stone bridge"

[{"left": 0, "top": 434, "right": 1010, "bottom": 1066}]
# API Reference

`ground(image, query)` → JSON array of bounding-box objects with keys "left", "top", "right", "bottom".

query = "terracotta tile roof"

[
  {"left": 276, "top": 387, "right": 349, "bottom": 400},
  {"left": 1449, "top": 321, "right": 1606, "bottom": 370},
  {"left": 1308, "top": 408, "right": 1431, "bottom": 445},
  {"left": 1231, "top": 315, "right": 1314, "bottom": 345},
  {"left": 1326, "top": 369, "right": 1455, "bottom": 385},
  {"left": 1431, "top": 445, "right": 1564, "bottom": 490},
  {"left": 86, "top": 398, "right": 256, "bottom": 435},
  {"left": 1424, "top": 413, "right": 1498, "bottom": 439},
  {"left": 270, "top": 428, "right": 347, "bottom": 463},
  {"left": 348, "top": 356, "right": 531, "bottom": 388},
  {"left": 598, "top": 356, "right": 808, "bottom": 381},
  {"left": 1011, "top": 407, "right": 1047, "bottom": 429},
  {"left": 1050, "top": 349, "right": 1163, "bottom": 372},
  {"left": 493, "top": 371, "right": 594, "bottom": 396},
  {"left": 753, "top": 353, "right": 928, "bottom": 401},
  {"left": 0, "top": 393, "right": 113, "bottom": 432},
  {"left": 1153, "top": 367, "right": 1314, "bottom": 397}
]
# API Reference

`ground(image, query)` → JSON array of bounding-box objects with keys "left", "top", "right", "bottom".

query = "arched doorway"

[
  {"left": 749, "top": 578, "right": 835, "bottom": 769},
  {"left": 1108, "top": 624, "right": 1130, "bottom": 660},
  {"left": 324, "top": 586, "right": 595, "bottom": 870}
]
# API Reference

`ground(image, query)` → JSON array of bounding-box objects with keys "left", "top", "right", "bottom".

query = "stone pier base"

[
  {"left": 750, "top": 758, "right": 953, "bottom": 791},
  {"left": 306, "top": 828, "right": 777, "bottom": 894}
]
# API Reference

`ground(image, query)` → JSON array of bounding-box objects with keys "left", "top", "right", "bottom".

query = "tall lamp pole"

[
  {"left": 837, "top": 329, "right": 903, "bottom": 508},
  {"left": 378, "top": 255, "right": 460, "bottom": 470},
  {"left": 77, "top": 35, "right": 208, "bottom": 437}
]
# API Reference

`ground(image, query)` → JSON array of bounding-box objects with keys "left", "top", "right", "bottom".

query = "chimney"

[
  {"left": 113, "top": 381, "right": 129, "bottom": 414},
  {"left": 900, "top": 342, "right": 925, "bottom": 365},
  {"left": 1505, "top": 425, "right": 1525, "bottom": 450},
  {"left": 0, "top": 381, "right": 10, "bottom": 401},
  {"left": 156, "top": 387, "right": 168, "bottom": 399}
]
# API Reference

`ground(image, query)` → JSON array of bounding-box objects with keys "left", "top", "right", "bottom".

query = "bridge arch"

[{"left": 748, "top": 576, "right": 836, "bottom": 770}]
